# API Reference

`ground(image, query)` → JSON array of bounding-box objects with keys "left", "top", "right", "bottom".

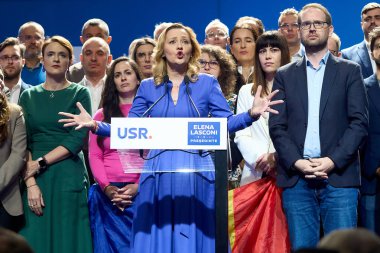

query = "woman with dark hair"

[
  {"left": 88, "top": 56, "right": 143, "bottom": 253},
  {"left": 229, "top": 24, "right": 258, "bottom": 93},
  {"left": 230, "top": 32, "right": 291, "bottom": 252},
  {"left": 129, "top": 37, "right": 156, "bottom": 79},
  {"left": 235, "top": 30, "right": 290, "bottom": 185},
  {"left": 19, "top": 36, "right": 92, "bottom": 253},
  {"left": 0, "top": 69, "right": 26, "bottom": 232},
  {"left": 59, "top": 23, "right": 282, "bottom": 253}
]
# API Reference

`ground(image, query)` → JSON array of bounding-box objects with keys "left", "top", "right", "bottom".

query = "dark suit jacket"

[
  {"left": 269, "top": 55, "right": 368, "bottom": 188},
  {"left": 342, "top": 40, "right": 374, "bottom": 79},
  {"left": 0, "top": 104, "right": 26, "bottom": 216},
  {"left": 362, "top": 74, "right": 380, "bottom": 194},
  {"left": 18, "top": 80, "right": 32, "bottom": 104}
]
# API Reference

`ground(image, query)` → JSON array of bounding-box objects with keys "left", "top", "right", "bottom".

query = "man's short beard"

[
  {"left": 24, "top": 50, "right": 41, "bottom": 60},
  {"left": 4, "top": 70, "right": 20, "bottom": 81},
  {"left": 374, "top": 57, "right": 380, "bottom": 68},
  {"left": 303, "top": 40, "right": 328, "bottom": 54}
]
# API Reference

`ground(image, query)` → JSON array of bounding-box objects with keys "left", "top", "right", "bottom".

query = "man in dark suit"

[
  {"left": 342, "top": 2, "right": 380, "bottom": 79},
  {"left": 0, "top": 37, "right": 31, "bottom": 104},
  {"left": 269, "top": 3, "right": 369, "bottom": 251},
  {"left": 361, "top": 27, "right": 380, "bottom": 236}
]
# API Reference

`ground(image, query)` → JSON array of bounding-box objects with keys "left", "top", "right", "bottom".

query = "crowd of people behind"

[{"left": 1, "top": 2, "right": 380, "bottom": 253}]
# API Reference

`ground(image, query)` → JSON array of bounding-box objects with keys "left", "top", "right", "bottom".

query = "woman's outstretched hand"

[
  {"left": 250, "top": 85, "right": 283, "bottom": 119},
  {"left": 58, "top": 102, "right": 94, "bottom": 130}
]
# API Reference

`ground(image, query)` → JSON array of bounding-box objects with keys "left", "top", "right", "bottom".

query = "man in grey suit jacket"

[
  {"left": 0, "top": 70, "right": 27, "bottom": 232},
  {"left": 342, "top": 2, "right": 380, "bottom": 79},
  {"left": 67, "top": 18, "right": 112, "bottom": 83},
  {"left": 0, "top": 37, "right": 31, "bottom": 104},
  {"left": 269, "top": 3, "right": 368, "bottom": 251}
]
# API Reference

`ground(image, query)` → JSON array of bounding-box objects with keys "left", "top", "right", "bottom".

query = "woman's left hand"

[
  {"left": 111, "top": 183, "right": 138, "bottom": 207},
  {"left": 250, "top": 85, "right": 283, "bottom": 119},
  {"left": 256, "top": 152, "right": 277, "bottom": 177},
  {"left": 24, "top": 161, "right": 40, "bottom": 180}
]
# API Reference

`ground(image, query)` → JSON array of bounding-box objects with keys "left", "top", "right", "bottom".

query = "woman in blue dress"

[{"left": 59, "top": 23, "right": 282, "bottom": 253}]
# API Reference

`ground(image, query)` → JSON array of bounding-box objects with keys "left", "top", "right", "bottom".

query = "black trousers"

[{"left": 0, "top": 202, "right": 24, "bottom": 232}]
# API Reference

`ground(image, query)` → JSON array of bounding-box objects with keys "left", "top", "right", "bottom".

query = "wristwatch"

[{"left": 37, "top": 156, "right": 48, "bottom": 170}]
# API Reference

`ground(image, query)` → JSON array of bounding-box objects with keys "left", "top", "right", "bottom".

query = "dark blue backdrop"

[{"left": 2, "top": 0, "right": 371, "bottom": 58}]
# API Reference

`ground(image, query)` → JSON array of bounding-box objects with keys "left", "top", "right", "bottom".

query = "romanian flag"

[{"left": 228, "top": 177, "right": 290, "bottom": 253}]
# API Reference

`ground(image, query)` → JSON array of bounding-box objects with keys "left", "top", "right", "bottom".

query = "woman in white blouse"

[{"left": 235, "top": 31, "right": 290, "bottom": 186}]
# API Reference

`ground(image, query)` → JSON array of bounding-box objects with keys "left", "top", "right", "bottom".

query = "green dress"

[{"left": 19, "top": 83, "right": 93, "bottom": 253}]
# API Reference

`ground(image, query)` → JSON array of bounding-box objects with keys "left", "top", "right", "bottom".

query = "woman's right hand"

[
  {"left": 27, "top": 184, "right": 45, "bottom": 216},
  {"left": 58, "top": 102, "right": 94, "bottom": 130}
]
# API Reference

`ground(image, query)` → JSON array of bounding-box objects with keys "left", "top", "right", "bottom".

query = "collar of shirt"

[
  {"left": 83, "top": 75, "right": 106, "bottom": 88},
  {"left": 10, "top": 79, "right": 22, "bottom": 92},
  {"left": 305, "top": 50, "right": 330, "bottom": 69}
]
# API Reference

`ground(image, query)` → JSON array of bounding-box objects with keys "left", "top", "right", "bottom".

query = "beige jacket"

[{"left": 0, "top": 104, "right": 26, "bottom": 216}]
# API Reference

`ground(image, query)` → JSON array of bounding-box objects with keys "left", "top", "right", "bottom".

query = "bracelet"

[
  {"left": 248, "top": 109, "right": 260, "bottom": 121},
  {"left": 27, "top": 184, "right": 37, "bottom": 189},
  {"left": 91, "top": 120, "right": 99, "bottom": 133}
]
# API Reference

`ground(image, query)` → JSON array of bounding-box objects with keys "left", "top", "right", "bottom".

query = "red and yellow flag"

[{"left": 228, "top": 177, "right": 290, "bottom": 253}]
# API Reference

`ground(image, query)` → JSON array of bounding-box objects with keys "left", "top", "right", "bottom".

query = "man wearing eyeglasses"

[
  {"left": 327, "top": 32, "right": 342, "bottom": 57},
  {"left": 269, "top": 3, "right": 368, "bottom": 251},
  {"left": 18, "top": 21, "right": 45, "bottom": 86},
  {"left": 204, "top": 19, "right": 229, "bottom": 50},
  {"left": 342, "top": 2, "right": 380, "bottom": 79},
  {"left": 0, "top": 37, "right": 31, "bottom": 104},
  {"left": 278, "top": 8, "right": 304, "bottom": 62}
]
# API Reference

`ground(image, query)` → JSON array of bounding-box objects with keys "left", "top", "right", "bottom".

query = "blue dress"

[{"left": 97, "top": 74, "right": 254, "bottom": 253}]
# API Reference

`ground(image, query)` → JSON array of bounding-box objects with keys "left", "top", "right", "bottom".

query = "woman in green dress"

[{"left": 19, "top": 36, "right": 93, "bottom": 253}]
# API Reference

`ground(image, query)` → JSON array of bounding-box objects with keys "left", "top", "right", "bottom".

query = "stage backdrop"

[{"left": 2, "top": 0, "right": 372, "bottom": 60}]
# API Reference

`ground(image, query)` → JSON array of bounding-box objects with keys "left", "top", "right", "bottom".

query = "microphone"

[
  {"left": 184, "top": 76, "right": 201, "bottom": 117},
  {"left": 141, "top": 75, "right": 169, "bottom": 117},
  {"left": 140, "top": 76, "right": 169, "bottom": 160}
]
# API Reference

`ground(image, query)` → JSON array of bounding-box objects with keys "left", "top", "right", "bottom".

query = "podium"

[{"left": 111, "top": 117, "right": 229, "bottom": 252}]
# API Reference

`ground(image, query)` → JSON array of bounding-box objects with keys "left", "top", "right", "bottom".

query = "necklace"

[{"left": 43, "top": 82, "right": 69, "bottom": 99}]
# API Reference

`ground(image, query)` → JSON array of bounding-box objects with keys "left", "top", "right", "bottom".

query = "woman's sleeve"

[
  {"left": 89, "top": 110, "right": 109, "bottom": 190},
  {"left": 208, "top": 77, "right": 253, "bottom": 133},
  {"left": 0, "top": 107, "right": 26, "bottom": 193},
  {"left": 60, "top": 87, "right": 92, "bottom": 154},
  {"left": 234, "top": 86, "right": 259, "bottom": 166}
]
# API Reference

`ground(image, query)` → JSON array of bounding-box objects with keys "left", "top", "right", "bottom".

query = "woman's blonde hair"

[{"left": 152, "top": 23, "right": 201, "bottom": 85}]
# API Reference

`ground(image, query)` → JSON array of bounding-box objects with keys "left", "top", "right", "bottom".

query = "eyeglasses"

[
  {"left": 0, "top": 55, "right": 21, "bottom": 62},
  {"left": 279, "top": 23, "right": 299, "bottom": 30},
  {"left": 206, "top": 31, "right": 227, "bottom": 39},
  {"left": 19, "top": 35, "right": 44, "bottom": 42},
  {"left": 199, "top": 59, "right": 219, "bottom": 69},
  {"left": 300, "top": 21, "right": 329, "bottom": 30}
]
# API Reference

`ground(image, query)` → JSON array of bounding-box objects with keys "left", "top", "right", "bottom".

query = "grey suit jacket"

[
  {"left": 67, "top": 62, "right": 85, "bottom": 83},
  {"left": 18, "top": 80, "right": 32, "bottom": 104},
  {"left": 342, "top": 40, "right": 374, "bottom": 79},
  {"left": 0, "top": 104, "right": 26, "bottom": 216}
]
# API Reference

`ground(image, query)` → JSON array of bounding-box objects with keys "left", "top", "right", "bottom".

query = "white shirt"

[
  {"left": 82, "top": 76, "right": 106, "bottom": 116},
  {"left": 234, "top": 83, "right": 275, "bottom": 186},
  {"left": 8, "top": 79, "right": 22, "bottom": 104}
]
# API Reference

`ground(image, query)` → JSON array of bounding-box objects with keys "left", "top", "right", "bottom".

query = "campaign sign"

[
  {"left": 110, "top": 118, "right": 227, "bottom": 150},
  {"left": 188, "top": 122, "right": 220, "bottom": 145}
]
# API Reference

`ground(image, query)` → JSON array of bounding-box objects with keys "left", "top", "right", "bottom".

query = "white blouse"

[{"left": 234, "top": 83, "right": 276, "bottom": 186}]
